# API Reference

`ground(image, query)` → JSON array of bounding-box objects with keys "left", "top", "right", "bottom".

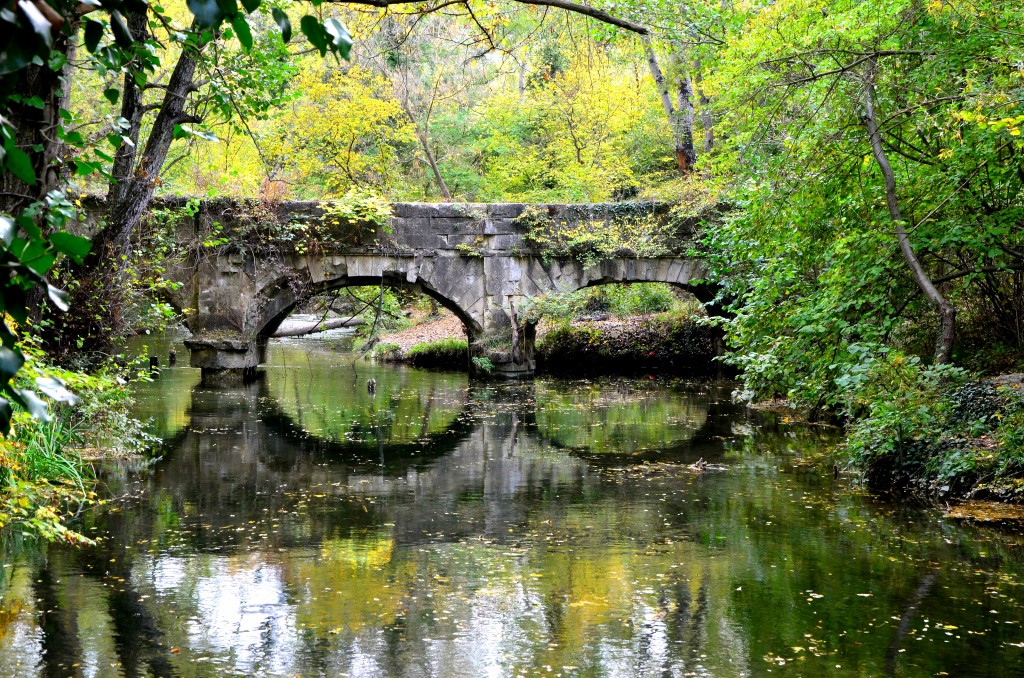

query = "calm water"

[{"left": 2, "top": 331, "right": 1024, "bottom": 677}]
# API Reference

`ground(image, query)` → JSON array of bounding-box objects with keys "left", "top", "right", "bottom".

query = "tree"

[
  {"left": 267, "top": 62, "right": 415, "bottom": 197},
  {"left": 702, "top": 0, "right": 1024, "bottom": 407}
]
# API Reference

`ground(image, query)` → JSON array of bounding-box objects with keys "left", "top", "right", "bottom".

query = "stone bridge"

[{"left": 158, "top": 200, "right": 717, "bottom": 378}]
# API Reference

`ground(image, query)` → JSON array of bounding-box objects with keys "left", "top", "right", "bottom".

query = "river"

[{"left": 1, "top": 330, "right": 1023, "bottom": 677}]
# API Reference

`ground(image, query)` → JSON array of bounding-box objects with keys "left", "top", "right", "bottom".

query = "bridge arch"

[
  {"left": 514, "top": 256, "right": 719, "bottom": 308},
  {"left": 254, "top": 268, "right": 480, "bottom": 342}
]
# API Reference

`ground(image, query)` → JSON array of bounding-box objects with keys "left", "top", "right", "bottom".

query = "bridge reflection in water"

[{"left": 2, "top": 338, "right": 1024, "bottom": 678}]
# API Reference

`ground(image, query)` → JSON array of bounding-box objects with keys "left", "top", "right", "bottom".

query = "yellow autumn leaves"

[{"left": 266, "top": 63, "right": 416, "bottom": 198}]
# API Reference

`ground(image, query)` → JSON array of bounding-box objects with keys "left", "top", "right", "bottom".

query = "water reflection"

[{"left": 2, "top": 340, "right": 1024, "bottom": 677}]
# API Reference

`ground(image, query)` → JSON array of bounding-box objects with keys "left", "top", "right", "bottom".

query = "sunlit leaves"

[{"left": 264, "top": 63, "right": 413, "bottom": 196}]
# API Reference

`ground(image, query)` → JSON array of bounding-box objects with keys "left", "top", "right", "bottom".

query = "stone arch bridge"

[{"left": 159, "top": 200, "right": 716, "bottom": 378}]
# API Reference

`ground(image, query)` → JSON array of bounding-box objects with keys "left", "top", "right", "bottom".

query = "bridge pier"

[{"left": 184, "top": 336, "right": 267, "bottom": 385}]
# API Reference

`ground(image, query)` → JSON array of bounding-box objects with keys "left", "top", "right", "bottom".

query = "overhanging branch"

[{"left": 326, "top": 0, "right": 649, "bottom": 35}]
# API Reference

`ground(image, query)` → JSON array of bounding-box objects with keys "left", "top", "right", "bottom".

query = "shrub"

[
  {"left": 471, "top": 356, "right": 495, "bottom": 375},
  {"left": 0, "top": 342, "right": 154, "bottom": 544},
  {"left": 523, "top": 283, "right": 684, "bottom": 323},
  {"left": 842, "top": 350, "right": 968, "bottom": 492},
  {"left": 607, "top": 283, "right": 676, "bottom": 316}
]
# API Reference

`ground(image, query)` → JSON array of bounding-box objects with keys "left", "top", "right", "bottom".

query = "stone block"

[
  {"left": 518, "top": 275, "right": 544, "bottom": 298},
  {"left": 655, "top": 259, "right": 672, "bottom": 282},
  {"left": 487, "top": 203, "right": 527, "bottom": 219},
  {"left": 442, "top": 203, "right": 490, "bottom": 218},
  {"left": 668, "top": 260, "right": 684, "bottom": 283},
  {"left": 431, "top": 217, "right": 479, "bottom": 235},
  {"left": 306, "top": 257, "right": 327, "bottom": 284},
  {"left": 346, "top": 256, "right": 383, "bottom": 278},
  {"left": 483, "top": 219, "right": 512, "bottom": 235},
  {"left": 448, "top": 234, "right": 486, "bottom": 248},
  {"left": 486, "top": 234, "right": 523, "bottom": 251},
  {"left": 397, "top": 233, "right": 449, "bottom": 249},
  {"left": 393, "top": 203, "right": 445, "bottom": 218},
  {"left": 677, "top": 260, "right": 703, "bottom": 285},
  {"left": 484, "top": 257, "right": 522, "bottom": 296},
  {"left": 389, "top": 217, "right": 433, "bottom": 237}
]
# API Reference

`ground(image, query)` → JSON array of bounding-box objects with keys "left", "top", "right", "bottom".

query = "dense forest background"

[{"left": 65, "top": 5, "right": 679, "bottom": 203}]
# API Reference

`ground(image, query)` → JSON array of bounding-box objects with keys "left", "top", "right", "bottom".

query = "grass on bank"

[
  {"left": 400, "top": 338, "right": 469, "bottom": 369},
  {"left": 0, "top": 342, "right": 154, "bottom": 544}
]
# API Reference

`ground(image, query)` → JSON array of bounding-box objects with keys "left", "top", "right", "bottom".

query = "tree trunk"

[
  {"left": 402, "top": 101, "right": 451, "bottom": 201},
  {"left": 643, "top": 36, "right": 695, "bottom": 176},
  {"left": 862, "top": 65, "right": 955, "bottom": 364},
  {"left": 106, "top": 10, "right": 149, "bottom": 208},
  {"left": 45, "top": 40, "right": 202, "bottom": 364},
  {"left": 676, "top": 71, "right": 697, "bottom": 173},
  {"left": 644, "top": 36, "right": 674, "bottom": 124},
  {"left": 100, "top": 44, "right": 200, "bottom": 256},
  {"left": 417, "top": 130, "right": 451, "bottom": 201},
  {"left": 0, "top": 26, "right": 76, "bottom": 215},
  {"left": 271, "top": 317, "right": 363, "bottom": 337}
]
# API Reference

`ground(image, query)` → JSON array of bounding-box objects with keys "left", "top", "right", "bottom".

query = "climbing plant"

[{"left": 518, "top": 205, "right": 673, "bottom": 268}]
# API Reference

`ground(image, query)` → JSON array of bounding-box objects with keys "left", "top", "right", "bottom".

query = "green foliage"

[
  {"left": 471, "top": 356, "right": 495, "bottom": 375},
  {"left": 604, "top": 284, "right": 677, "bottom": 316},
  {"left": 403, "top": 338, "right": 468, "bottom": 369},
  {"left": 844, "top": 353, "right": 966, "bottom": 481},
  {"left": 520, "top": 206, "right": 672, "bottom": 268},
  {"left": 0, "top": 342, "right": 152, "bottom": 544},
  {"left": 0, "top": 196, "right": 90, "bottom": 430},
  {"left": 523, "top": 283, "right": 682, "bottom": 323},
  {"left": 322, "top": 189, "right": 393, "bottom": 229},
  {"left": 454, "top": 241, "right": 485, "bottom": 257},
  {"left": 841, "top": 352, "right": 1024, "bottom": 496},
  {"left": 995, "top": 410, "right": 1024, "bottom": 475},
  {"left": 1, "top": 0, "right": 359, "bottom": 427},
  {"left": 372, "top": 342, "right": 401, "bottom": 360},
  {"left": 700, "top": 0, "right": 1024, "bottom": 418}
]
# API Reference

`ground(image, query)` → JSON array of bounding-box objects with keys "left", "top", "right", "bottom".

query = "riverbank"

[
  {"left": 844, "top": 372, "right": 1024, "bottom": 504},
  {"left": 372, "top": 313, "right": 468, "bottom": 369}
]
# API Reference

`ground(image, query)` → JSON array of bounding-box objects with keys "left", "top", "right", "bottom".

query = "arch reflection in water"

[{"left": 3, "top": 354, "right": 1024, "bottom": 677}]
